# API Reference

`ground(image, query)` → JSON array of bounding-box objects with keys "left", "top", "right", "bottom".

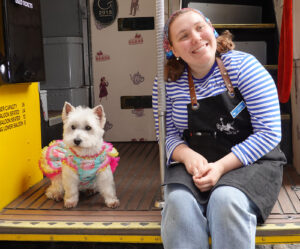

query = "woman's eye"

[
  {"left": 71, "top": 125, "right": 76, "bottom": 130},
  {"left": 196, "top": 25, "right": 202, "bottom": 31},
  {"left": 85, "top": 125, "right": 91, "bottom": 131},
  {"left": 179, "top": 34, "right": 188, "bottom": 40}
]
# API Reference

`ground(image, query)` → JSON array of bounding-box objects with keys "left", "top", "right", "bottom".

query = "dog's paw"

[
  {"left": 46, "top": 190, "right": 63, "bottom": 202},
  {"left": 105, "top": 198, "right": 120, "bottom": 209},
  {"left": 64, "top": 199, "right": 78, "bottom": 208}
]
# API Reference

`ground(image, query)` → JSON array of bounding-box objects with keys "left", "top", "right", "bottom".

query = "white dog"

[{"left": 39, "top": 102, "right": 120, "bottom": 208}]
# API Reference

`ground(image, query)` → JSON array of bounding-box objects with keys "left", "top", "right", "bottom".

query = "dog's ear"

[
  {"left": 62, "top": 102, "right": 74, "bottom": 122},
  {"left": 93, "top": 105, "right": 106, "bottom": 129}
]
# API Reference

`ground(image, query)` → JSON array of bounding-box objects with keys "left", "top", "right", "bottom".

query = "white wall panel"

[{"left": 89, "top": 0, "right": 156, "bottom": 141}]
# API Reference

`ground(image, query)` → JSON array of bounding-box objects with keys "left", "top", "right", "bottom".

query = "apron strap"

[
  {"left": 215, "top": 57, "right": 235, "bottom": 97},
  {"left": 188, "top": 57, "right": 235, "bottom": 110},
  {"left": 188, "top": 69, "right": 200, "bottom": 110}
]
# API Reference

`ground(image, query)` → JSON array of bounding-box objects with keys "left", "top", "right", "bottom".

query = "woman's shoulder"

[
  {"left": 220, "top": 50, "right": 258, "bottom": 69},
  {"left": 221, "top": 50, "right": 255, "bottom": 61}
]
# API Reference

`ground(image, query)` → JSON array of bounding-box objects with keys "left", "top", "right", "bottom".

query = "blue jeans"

[{"left": 161, "top": 184, "right": 258, "bottom": 249}]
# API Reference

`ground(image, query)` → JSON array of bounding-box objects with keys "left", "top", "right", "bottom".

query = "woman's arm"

[
  {"left": 230, "top": 53, "right": 282, "bottom": 165},
  {"left": 152, "top": 78, "right": 186, "bottom": 164},
  {"left": 172, "top": 143, "right": 208, "bottom": 175}
]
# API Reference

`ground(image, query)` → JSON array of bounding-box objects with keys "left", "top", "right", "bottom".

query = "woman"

[{"left": 152, "top": 8, "right": 286, "bottom": 249}]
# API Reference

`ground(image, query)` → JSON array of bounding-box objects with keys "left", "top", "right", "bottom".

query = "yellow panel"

[
  {"left": 1, "top": 234, "right": 300, "bottom": 244},
  {"left": 0, "top": 83, "right": 43, "bottom": 209},
  {"left": 255, "top": 235, "right": 300, "bottom": 244},
  {"left": 0, "top": 234, "right": 163, "bottom": 243}
]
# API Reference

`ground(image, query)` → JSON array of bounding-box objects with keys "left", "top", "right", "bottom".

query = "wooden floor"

[{"left": 1, "top": 142, "right": 300, "bottom": 240}]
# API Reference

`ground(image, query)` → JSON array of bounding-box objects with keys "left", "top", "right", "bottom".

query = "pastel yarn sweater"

[{"left": 39, "top": 140, "right": 119, "bottom": 187}]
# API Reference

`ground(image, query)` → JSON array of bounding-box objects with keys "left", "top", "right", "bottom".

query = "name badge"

[{"left": 231, "top": 101, "right": 246, "bottom": 119}]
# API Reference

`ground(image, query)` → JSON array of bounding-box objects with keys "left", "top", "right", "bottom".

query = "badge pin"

[{"left": 231, "top": 101, "right": 246, "bottom": 119}]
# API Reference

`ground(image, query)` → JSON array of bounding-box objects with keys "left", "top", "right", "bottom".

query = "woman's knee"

[
  {"left": 207, "top": 186, "right": 255, "bottom": 218},
  {"left": 207, "top": 186, "right": 257, "bottom": 248},
  {"left": 164, "top": 184, "right": 198, "bottom": 214},
  {"left": 165, "top": 184, "right": 195, "bottom": 203},
  {"left": 162, "top": 184, "right": 205, "bottom": 224}
]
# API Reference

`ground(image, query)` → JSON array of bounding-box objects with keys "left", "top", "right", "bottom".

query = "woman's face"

[{"left": 169, "top": 11, "right": 217, "bottom": 70}]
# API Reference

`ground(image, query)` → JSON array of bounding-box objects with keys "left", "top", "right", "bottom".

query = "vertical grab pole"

[{"left": 155, "top": 0, "right": 166, "bottom": 205}]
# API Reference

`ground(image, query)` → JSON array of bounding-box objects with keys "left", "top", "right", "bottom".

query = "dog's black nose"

[{"left": 74, "top": 138, "right": 81, "bottom": 146}]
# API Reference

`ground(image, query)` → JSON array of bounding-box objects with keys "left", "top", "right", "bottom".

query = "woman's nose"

[{"left": 191, "top": 30, "right": 201, "bottom": 43}]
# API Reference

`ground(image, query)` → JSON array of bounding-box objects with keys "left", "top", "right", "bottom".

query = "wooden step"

[
  {"left": 264, "top": 65, "right": 278, "bottom": 70},
  {"left": 0, "top": 142, "right": 299, "bottom": 244}
]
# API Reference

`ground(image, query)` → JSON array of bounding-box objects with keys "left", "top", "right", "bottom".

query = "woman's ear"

[{"left": 170, "top": 46, "right": 179, "bottom": 58}]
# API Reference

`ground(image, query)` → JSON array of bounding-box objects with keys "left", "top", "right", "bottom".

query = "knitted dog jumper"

[{"left": 39, "top": 140, "right": 119, "bottom": 187}]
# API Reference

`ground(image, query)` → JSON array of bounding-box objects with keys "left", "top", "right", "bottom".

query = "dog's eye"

[
  {"left": 71, "top": 125, "right": 76, "bottom": 130},
  {"left": 85, "top": 125, "right": 91, "bottom": 131}
]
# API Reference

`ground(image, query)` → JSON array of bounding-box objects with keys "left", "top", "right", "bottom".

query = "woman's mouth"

[{"left": 192, "top": 43, "right": 208, "bottom": 54}]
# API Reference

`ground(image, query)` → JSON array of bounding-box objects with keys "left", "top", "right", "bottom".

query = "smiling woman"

[
  {"left": 163, "top": 9, "right": 234, "bottom": 82},
  {"left": 169, "top": 11, "right": 216, "bottom": 79},
  {"left": 152, "top": 7, "right": 286, "bottom": 249}
]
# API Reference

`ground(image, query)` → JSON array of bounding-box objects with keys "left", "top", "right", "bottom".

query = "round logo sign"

[{"left": 93, "top": 0, "right": 118, "bottom": 28}]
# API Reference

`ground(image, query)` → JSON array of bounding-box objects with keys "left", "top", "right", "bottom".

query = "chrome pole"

[{"left": 155, "top": 0, "right": 166, "bottom": 208}]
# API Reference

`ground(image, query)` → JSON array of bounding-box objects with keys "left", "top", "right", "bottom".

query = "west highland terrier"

[{"left": 39, "top": 102, "right": 120, "bottom": 208}]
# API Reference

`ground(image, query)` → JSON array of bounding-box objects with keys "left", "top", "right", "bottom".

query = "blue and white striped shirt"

[{"left": 152, "top": 50, "right": 282, "bottom": 166}]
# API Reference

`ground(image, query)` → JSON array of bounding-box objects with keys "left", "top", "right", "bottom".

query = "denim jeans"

[{"left": 161, "top": 184, "right": 258, "bottom": 249}]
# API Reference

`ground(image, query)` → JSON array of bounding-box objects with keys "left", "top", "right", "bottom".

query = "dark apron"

[{"left": 164, "top": 58, "right": 286, "bottom": 223}]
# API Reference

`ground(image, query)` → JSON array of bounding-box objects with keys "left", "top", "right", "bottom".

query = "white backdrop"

[{"left": 89, "top": 0, "right": 157, "bottom": 141}]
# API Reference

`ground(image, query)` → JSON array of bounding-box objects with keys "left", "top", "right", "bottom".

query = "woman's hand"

[
  {"left": 182, "top": 149, "right": 208, "bottom": 176},
  {"left": 193, "top": 162, "right": 223, "bottom": 192},
  {"left": 193, "top": 152, "right": 243, "bottom": 192},
  {"left": 172, "top": 144, "right": 208, "bottom": 176}
]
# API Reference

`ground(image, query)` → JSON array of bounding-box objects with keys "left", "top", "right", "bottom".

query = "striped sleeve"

[
  {"left": 152, "top": 78, "right": 186, "bottom": 164},
  {"left": 231, "top": 53, "right": 282, "bottom": 165}
]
